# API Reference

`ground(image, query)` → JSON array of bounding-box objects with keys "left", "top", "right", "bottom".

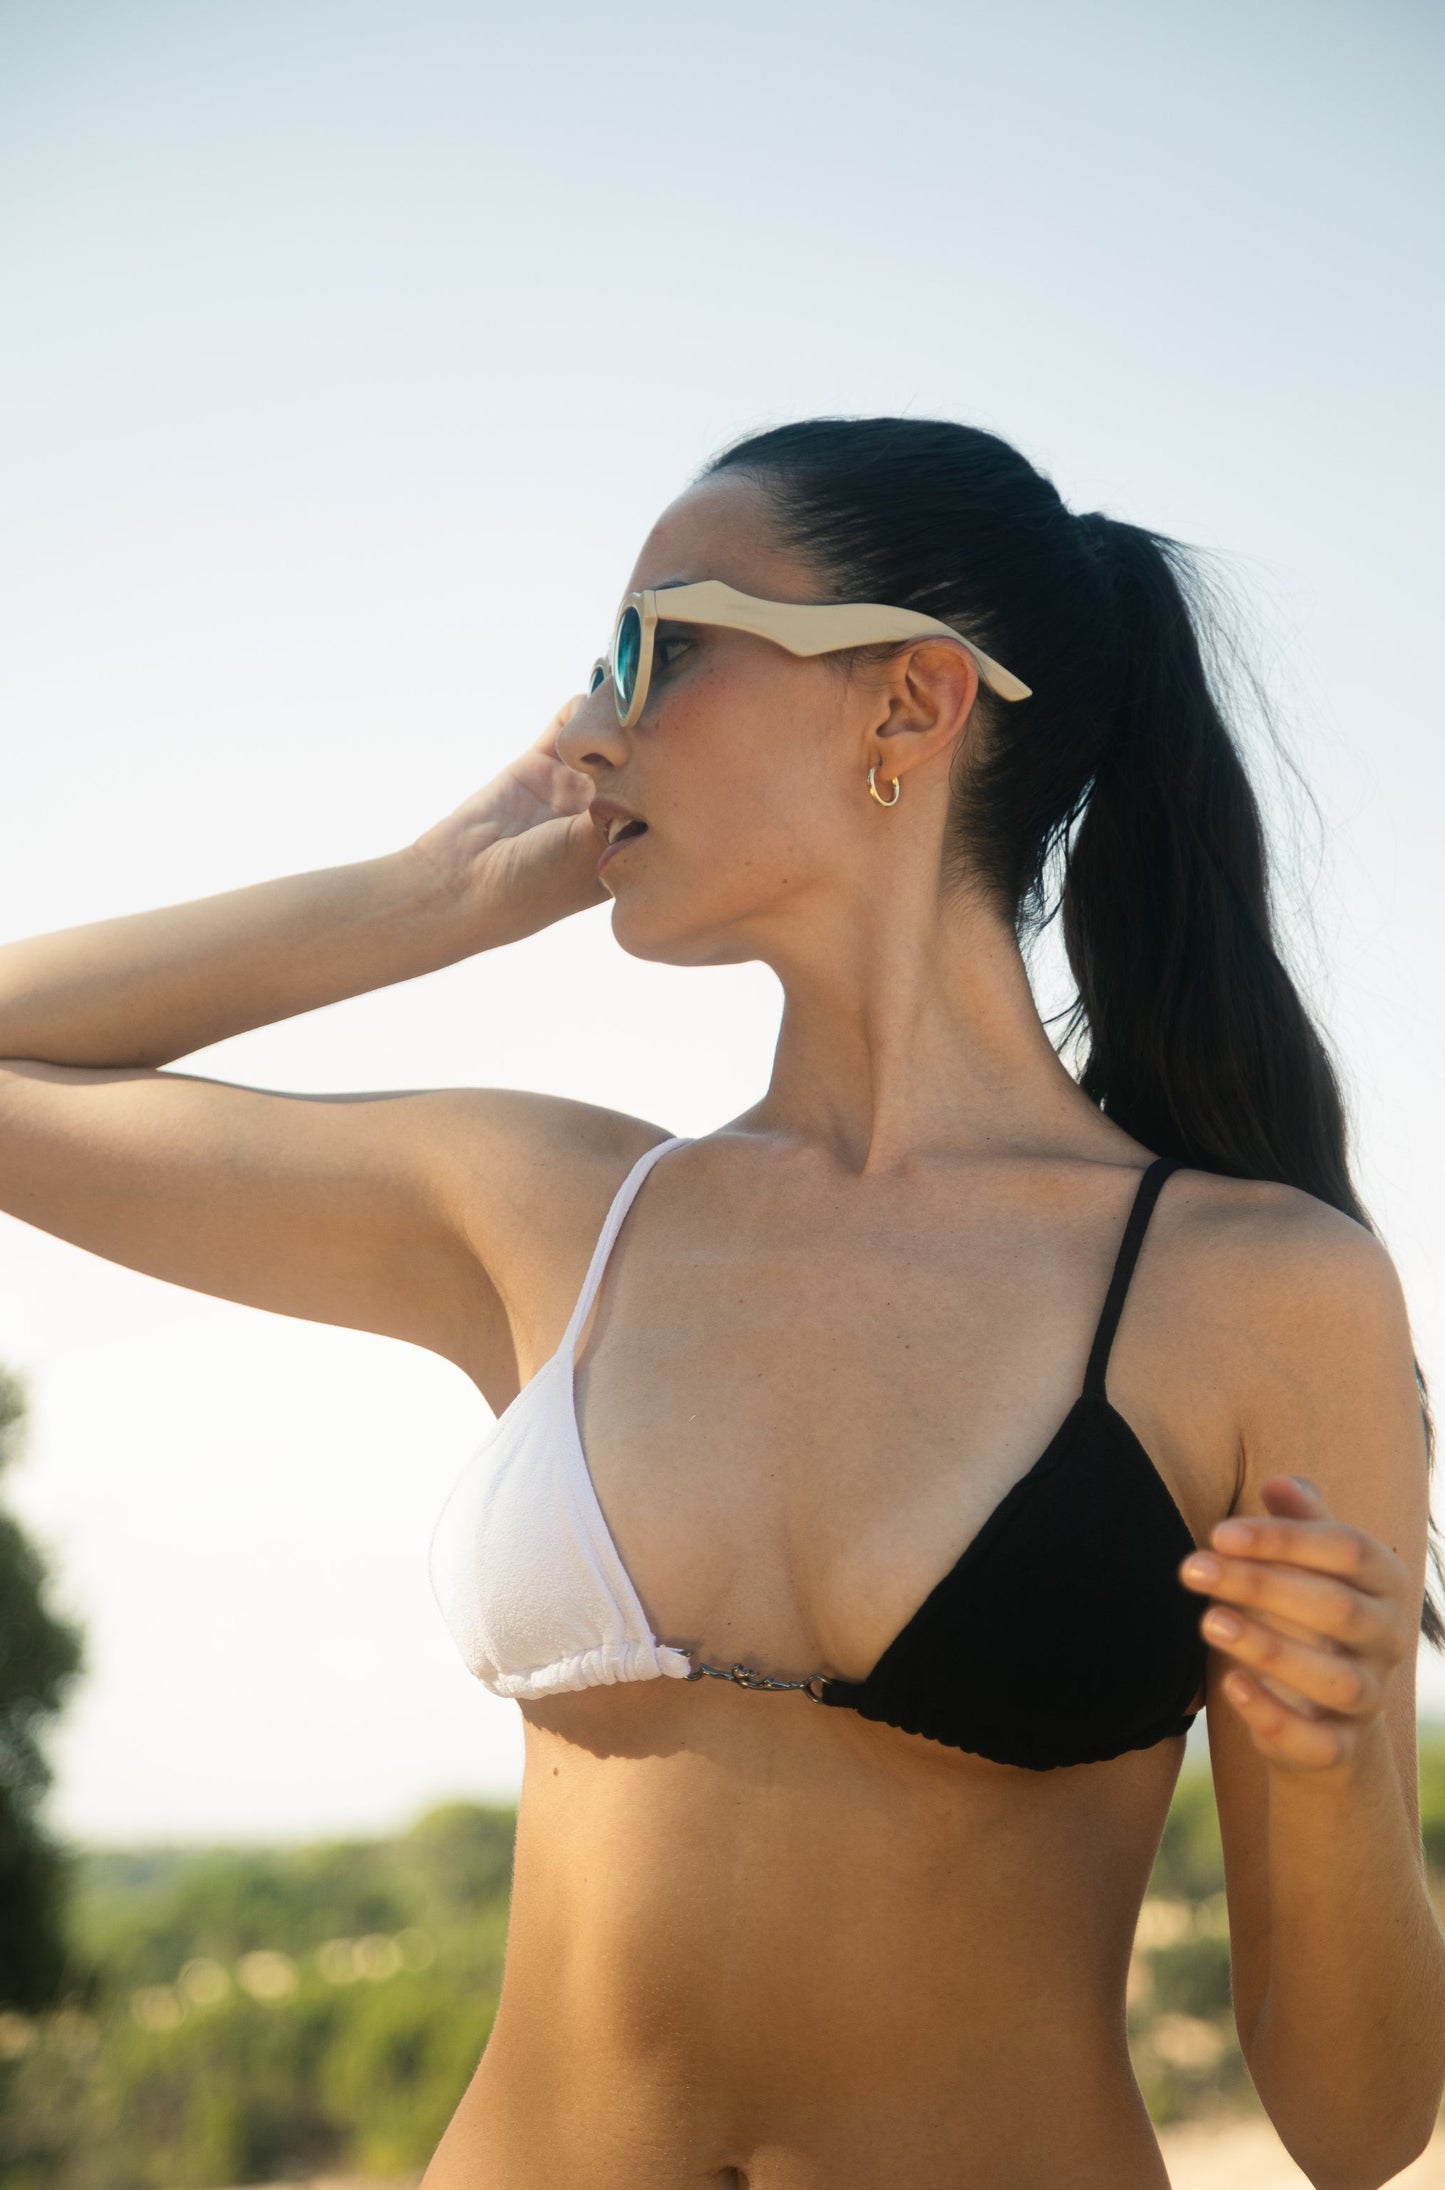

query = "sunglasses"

[{"left": 587, "top": 580, "right": 1032, "bottom": 729}]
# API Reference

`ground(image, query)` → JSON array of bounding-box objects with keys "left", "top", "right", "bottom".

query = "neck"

[{"left": 743, "top": 882, "right": 1123, "bottom": 1179}]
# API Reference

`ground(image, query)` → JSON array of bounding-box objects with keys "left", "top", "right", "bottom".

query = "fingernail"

[
  {"left": 1203, "top": 1608, "right": 1243, "bottom": 1642},
  {"left": 1182, "top": 1553, "right": 1222, "bottom": 1584}
]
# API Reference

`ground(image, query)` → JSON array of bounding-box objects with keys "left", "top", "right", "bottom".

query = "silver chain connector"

[{"left": 678, "top": 1652, "right": 828, "bottom": 1702}]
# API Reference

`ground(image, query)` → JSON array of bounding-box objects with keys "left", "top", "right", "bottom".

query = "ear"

[{"left": 871, "top": 639, "right": 981, "bottom": 782}]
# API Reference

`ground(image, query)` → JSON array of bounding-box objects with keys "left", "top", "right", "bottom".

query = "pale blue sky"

[{"left": 2, "top": 0, "right": 1442, "bottom": 1841}]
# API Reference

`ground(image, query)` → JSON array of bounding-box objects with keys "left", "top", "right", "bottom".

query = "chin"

[{"left": 607, "top": 895, "right": 754, "bottom": 971}]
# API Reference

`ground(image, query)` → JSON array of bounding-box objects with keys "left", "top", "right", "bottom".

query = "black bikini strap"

[{"left": 1082, "top": 1158, "right": 1183, "bottom": 1401}]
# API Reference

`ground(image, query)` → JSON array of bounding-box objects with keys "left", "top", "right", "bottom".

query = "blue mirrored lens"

[
  {"left": 614, "top": 606, "right": 642, "bottom": 714},
  {"left": 588, "top": 660, "right": 606, "bottom": 694}
]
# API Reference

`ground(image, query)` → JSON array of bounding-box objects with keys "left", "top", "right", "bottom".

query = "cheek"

[
  {"left": 680, "top": 750, "right": 833, "bottom": 894},
  {"left": 691, "top": 677, "right": 845, "bottom": 841},
  {"left": 638, "top": 667, "right": 850, "bottom": 899}
]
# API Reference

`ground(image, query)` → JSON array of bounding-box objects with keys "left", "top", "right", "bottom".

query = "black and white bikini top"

[{"left": 428, "top": 1137, "right": 1208, "bottom": 1772}]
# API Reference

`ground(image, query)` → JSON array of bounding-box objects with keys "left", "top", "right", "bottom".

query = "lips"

[{"left": 590, "top": 797, "right": 648, "bottom": 851}]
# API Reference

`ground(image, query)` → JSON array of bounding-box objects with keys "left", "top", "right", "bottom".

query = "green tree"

[{"left": 0, "top": 1363, "right": 86, "bottom": 2009}]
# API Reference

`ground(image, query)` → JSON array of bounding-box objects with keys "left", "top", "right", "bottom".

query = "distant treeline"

[
  {"left": 5, "top": 1744, "right": 1445, "bottom": 2188},
  {"left": 0, "top": 1800, "right": 514, "bottom": 2188}
]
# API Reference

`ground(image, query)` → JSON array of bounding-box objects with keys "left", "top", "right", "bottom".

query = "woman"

[{"left": 2, "top": 415, "right": 1443, "bottom": 2187}]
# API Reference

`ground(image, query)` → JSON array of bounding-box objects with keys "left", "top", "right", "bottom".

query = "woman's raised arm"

[
  {"left": 0, "top": 702, "right": 665, "bottom": 1402},
  {"left": 0, "top": 702, "right": 606, "bottom": 1070}
]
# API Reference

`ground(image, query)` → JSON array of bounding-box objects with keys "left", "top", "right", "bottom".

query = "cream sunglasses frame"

[{"left": 587, "top": 579, "right": 1032, "bottom": 730}]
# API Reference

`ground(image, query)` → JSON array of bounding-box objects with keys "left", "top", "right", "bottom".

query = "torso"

[{"left": 423, "top": 1131, "right": 1257, "bottom": 2189}]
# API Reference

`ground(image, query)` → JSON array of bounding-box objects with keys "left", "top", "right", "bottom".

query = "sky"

[{"left": 1, "top": 0, "right": 1442, "bottom": 1844}]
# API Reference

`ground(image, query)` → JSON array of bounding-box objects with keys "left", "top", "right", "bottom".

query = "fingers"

[
  {"left": 1198, "top": 1603, "right": 1384, "bottom": 1717},
  {"left": 1179, "top": 1483, "right": 1412, "bottom": 1773},
  {"left": 1179, "top": 1548, "right": 1409, "bottom": 1661},
  {"left": 1258, "top": 1472, "right": 1327, "bottom": 1512},
  {"left": 1212, "top": 1666, "right": 1357, "bottom": 1771},
  {"left": 1202, "top": 1507, "right": 1407, "bottom": 1598}
]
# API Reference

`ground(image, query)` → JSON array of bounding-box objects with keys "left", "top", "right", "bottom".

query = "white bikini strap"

[{"left": 559, "top": 1135, "right": 693, "bottom": 1360}]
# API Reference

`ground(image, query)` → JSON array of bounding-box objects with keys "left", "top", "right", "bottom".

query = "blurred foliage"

[
  {"left": 0, "top": 1363, "right": 87, "bottom": 2013},
  {"left": 1147, "top": 1757, "right": 1226, "bottom": 1902},
  {"left": 0, "top": 1801, "right": 513, "bottom": 2188},
  {"left": 1149, "top": 1932, "right": 1234, "bottom": 2020},
  {"left": 1420, "top": 1737, "right": 1445, "bottom": 1873},
  {"left": 6, "top": 1719, "right": 1445, "bottom": 2179}
]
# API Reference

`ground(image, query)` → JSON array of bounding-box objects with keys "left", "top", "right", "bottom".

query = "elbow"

[
  {"left": 1246, "top": 1983, "right": 1445, "bottom": 2190},
  {"left": 1368, "top": 2099, "right": 1445, "bottom": 2189},
  {"left": 1315, "top": 2160, "right": 1430, "bottom": 2190},
  {"left": 1280, "top": 2113, "right": 1439, "bottom": 2190},
  {"left": 1251, "top": 2054, "right": 1444, "bottom": 2190}
]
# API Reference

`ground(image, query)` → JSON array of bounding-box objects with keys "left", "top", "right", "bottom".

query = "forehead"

[{"left": 622, "top": 470, "right": 816, "bottom": 602}]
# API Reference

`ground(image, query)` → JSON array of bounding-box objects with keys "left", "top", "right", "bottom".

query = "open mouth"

[{"left": 606, "top": 818, "right": 648, "bottom": 846}]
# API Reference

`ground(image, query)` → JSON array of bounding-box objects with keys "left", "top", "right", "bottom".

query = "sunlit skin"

[
  {"left": 412, "top": 473, "right": 1433, "bottom": 2187},
  {"left": 0, "top": 462, "right": 1435, "bottom": 2188}
]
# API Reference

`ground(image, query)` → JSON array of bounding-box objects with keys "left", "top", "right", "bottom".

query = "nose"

[{"left": 555, "top": 684, "right": 628, "bottom": 776}]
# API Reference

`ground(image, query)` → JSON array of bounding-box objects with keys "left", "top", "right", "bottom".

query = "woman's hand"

[
  {"left": 412, "top": 693, "right": 610, "bottom": 947},
  {"left": 1179, "top": 1475, "right": 1414, "bottom": 1773}
]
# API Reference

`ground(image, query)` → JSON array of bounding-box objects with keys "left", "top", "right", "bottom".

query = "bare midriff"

[{"left": 420, "top": 1674, "right": 1188, "bottom": 2190}]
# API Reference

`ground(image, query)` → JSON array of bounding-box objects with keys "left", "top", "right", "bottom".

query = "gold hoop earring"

[{"left": 867, "top": 763, "right": 901, "bottom": 807}]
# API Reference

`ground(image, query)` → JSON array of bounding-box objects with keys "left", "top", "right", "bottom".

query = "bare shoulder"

[
  {"left": 1161, "top": 1164, "right": 1424, "bottom": 1513},
  {"left": 428, "top": 1083, "right": 675, "bottom": 1225},
  {"left": 424, "top": 1085, "right": 678, "bottom": 1385},
  {"left": 1164, "top": 1164, "right": 1406, "bottom": 1357}
]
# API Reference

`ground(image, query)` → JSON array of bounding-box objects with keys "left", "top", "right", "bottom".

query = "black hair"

[{"left": 698, "top": 413, "right": 1444, "bottom": 1648}]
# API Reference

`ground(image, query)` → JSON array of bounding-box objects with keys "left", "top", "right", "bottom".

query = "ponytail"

[
  {"left": 701, "top": 414, "right": 1445, "bottom": 1648},
  {"left": 1062, "top": 513, "right": 1350, "bottom": 1195}
]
